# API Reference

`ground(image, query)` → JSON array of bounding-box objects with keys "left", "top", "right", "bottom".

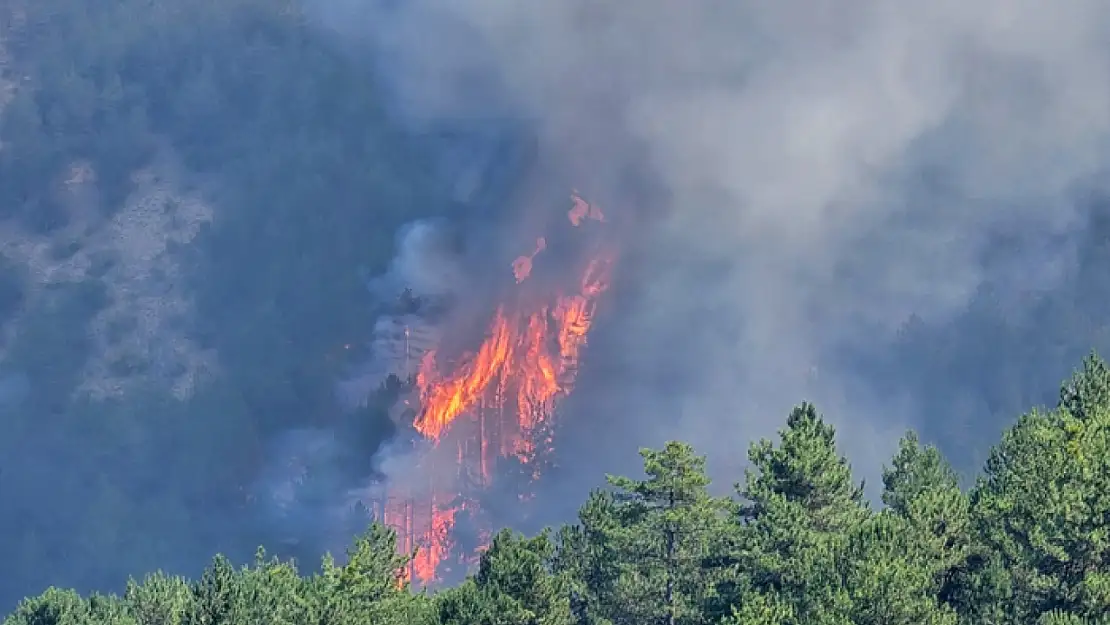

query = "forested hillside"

[
  {"left": 6, "top": 355, "right": 1110, "bottom": 625},
  {"left": 5, "top": 0, "right": 1110, "bottom": 621},
  {"left": 0, "top": 0, "right": 451, "bottom": 607}
]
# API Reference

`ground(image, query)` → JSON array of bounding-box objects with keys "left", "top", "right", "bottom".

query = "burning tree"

[{"left": 368, "top": 191, "right": 616, "bottom": 585}]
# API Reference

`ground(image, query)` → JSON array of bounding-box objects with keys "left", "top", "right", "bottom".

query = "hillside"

[
  {"left": 3, "top": 0, "right": 1110, "bottom": 620},
  {"left": 6, "top": 356, "right": 1110, "bottom": 624},
  {"left": 0, "top": 0, "right": 452, "bottom": 607}
]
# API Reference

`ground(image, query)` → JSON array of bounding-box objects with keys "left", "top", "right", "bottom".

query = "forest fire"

[{"left": 376, "top": 192, "right": 613, "bottom": 584}]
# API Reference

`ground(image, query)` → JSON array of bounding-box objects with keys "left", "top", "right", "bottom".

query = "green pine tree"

[
  {"left": 552, "top": 490, "right": 623, "bottom": 625},
  {"left": 971, "top": 355, "right": 1110, "bottom": 622},
  {"left": 605, "top": 441, "right": 726, "bottom": 625},
  {"left": 882, "top": 432, "right": 974, "bottom": 609},
  {"left": 185, "top": 556, "right": 242, "bottom": 625},
  {"left": 726, "top": 403, "right": 867, "bottom": 625},
  {"left": 123, "top": 572, "right": 191, "bottom": 625},
  {"left": 436, "top": 529, "right": 572, "bottom": 625},
  {"left": 308, "top": 523, "right": 429, "bottom": 625}
]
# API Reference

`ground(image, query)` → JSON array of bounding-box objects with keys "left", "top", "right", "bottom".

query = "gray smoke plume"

[
  {"left": 368, "top": 220, "right": 465, "bottom": 302},
  {"left": 0, "top": 371, "right": 29, "bottom": 410},
  {"left": 336, "top": 221, "right": 455, "bottom": 410},
  {"left": 314, "top": 0, "right": 1110, "bottom": 490},
  {"left": 333, "top": 218, "right": 468, "bottom": 520}
]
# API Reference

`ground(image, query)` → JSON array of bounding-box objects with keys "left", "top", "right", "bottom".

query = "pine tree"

[
  {"left": 124, "top": 572, "right": 192, "bottom": 625},
  {"left": 882, "top": 432, "right": 974, "bottom": 607},
  {"left": 4, "top": 588, "right": 95, "bottom": 625},
  {"left": 436, "top": 530, "right": 572, "bottom": 625},
  {"left": 971, "top": 356, "right": 1110, "bottom": 622},
  {"left": 741, "top": 403, "right": 866, "bottom": 532},
  {"left": 840, "top": 512, "right": 958, "bottom": 625},
  {"left": 186, "top": 556, "right": 242, "bottom": 625},
  {"left": 726, "top": 403, "right": 867, "bottom": 625},
  {"left": 605, "top": 442, "right": 726, "bottom": 625},
  {"left": 309, "top": 523, "right": 430, "bottom": 625},
  {"left": 552, "top": 490, "right": 623, "bottom": 625}
]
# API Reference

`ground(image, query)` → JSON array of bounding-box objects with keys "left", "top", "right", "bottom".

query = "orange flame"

[
  {"left": 384, "top": 192, "right": 614, "bottom": 584},
  {"left": 412, "top": 503, "right": 456, "bottom": 582},
  {"left": 568, "top": 190, "right": 605, "bottom": 226},
  {"left": 512, "top": 237, "right": 547, "bottom": 283},
  {"left": 381, "top": 492, "right": 459, "bottom": 584}
]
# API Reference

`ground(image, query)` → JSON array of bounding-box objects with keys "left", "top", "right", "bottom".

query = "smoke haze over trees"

[
  {"left": 3, "top": 0, "right": 1110, "bottom": 617},
  {"left": 342, "top": 0, "right": 1110, "bottom": 478},
  {"left": 7, "top": 356, "right": 1110, "bottom": 624}
]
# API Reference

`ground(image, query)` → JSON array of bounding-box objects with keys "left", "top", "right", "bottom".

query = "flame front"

[
  {"left": 380, "top": 192, "right": 613, "bottom": 584},
  {"left": 381, "top": 490, "right": 457, "bottom": 584}
]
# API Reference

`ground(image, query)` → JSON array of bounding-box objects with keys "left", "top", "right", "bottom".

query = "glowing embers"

[
  {"left": 379, "top": 488, "right": 458, "bottom": 583},
  {"left": 513, "top": 238, "right": 547, "bottom": 283}
]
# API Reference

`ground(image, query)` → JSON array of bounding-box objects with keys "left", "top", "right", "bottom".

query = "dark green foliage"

[
  {"left": 740, "top": 403, "right": 867, "bottom": 533},
  {"left": 123, "top": 573, "right": 191, "bottom": 625},
  {"left": 552, "top": 491, "right": 623, "bottom": 625},
  {"left": 10, "top": 0, "right": 1110, "bottom": 622},
  {"left": 970, "top": 358, "right": 1110, "bottom": 622},
  {"left": 4, "top": 588, "right": 93, "bottom": 625},
  {"left": 1, "top": 3, "right": 1109, "bottom": 614},
  {"left": 1058, "top": 353, "right": 1110, "bottom": 421},
  {"left": 722, "top": 403, "right": 869, "bottom": 624},
  {"left": 6, "top": 356, "right": 1110, "bottom": 625},
  {"left": 0, "top": 0, "right": 447, "bottom": 608},
  {"left": 436, "top": 530, "right": 572, "bottom": 625},
  {"left": 881, "top": 432, "right": 974, "bottom": 606},
  {"left": 603, "top": 442, "right": 725, "bottom": 625}
]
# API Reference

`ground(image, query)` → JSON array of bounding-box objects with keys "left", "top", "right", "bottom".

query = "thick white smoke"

[
  {"left": 368, "top": 220, "right": 465, "bottom": 301},
  {"left": 314, "top": 0, "right": 1110, "bottom": 485},
  {"left": 336, "top": 221, "right": 455, "bottom": 410}
]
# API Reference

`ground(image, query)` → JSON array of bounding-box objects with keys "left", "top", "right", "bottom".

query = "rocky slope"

[{"left": 0, "top": 39, "right": 217, "bottom": 401}]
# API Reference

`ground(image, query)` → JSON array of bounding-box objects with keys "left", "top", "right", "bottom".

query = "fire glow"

[{"left": 378, "top": 192, "right": 613, "bottom": 584}]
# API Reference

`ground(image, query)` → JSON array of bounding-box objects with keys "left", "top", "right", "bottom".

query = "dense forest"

[
  {"left": 5, "top": 354, "right": 1110, "bottom": 625},
  {"left": 4, "top": 0, "right": 1110, "bottom": 622},
  {"left": 0, "top": 0, "right": 448, "bottom": 607}
]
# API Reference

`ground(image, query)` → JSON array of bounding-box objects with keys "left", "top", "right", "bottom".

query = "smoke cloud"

[
  {"left": 368, "top": 220, "right": 465, "bottom": 302},
  {"left": 316, "top": 1, "right": 1110, "bottom": 489}
]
